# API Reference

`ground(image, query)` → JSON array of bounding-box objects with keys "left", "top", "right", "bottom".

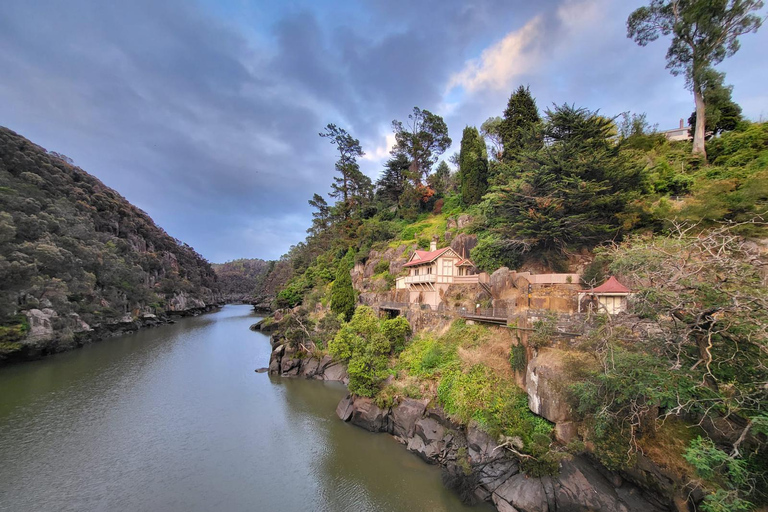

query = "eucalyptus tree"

[
  {"left": 627, "top": 0, "right": 763, "bottom": 158},
  {"left": 390, "top": 107, "right": 452, "bottom": 184}
]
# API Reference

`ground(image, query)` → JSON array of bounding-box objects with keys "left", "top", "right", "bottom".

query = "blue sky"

[{"left": 1, "top": 0, "right": 766, "bottom": 262}]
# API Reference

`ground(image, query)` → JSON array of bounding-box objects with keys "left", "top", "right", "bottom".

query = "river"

[{"left": 0, "top": 304, "right": 491, "bottom": 512}]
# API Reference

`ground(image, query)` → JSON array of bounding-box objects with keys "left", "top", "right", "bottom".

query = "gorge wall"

[{"left": 0, "top": 127, "right": 222, "bottom": 364}]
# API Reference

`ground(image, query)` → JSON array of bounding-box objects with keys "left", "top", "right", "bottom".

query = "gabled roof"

[
  {"left": 584, "top": 276, "right": 631, "bottom": 294},
  {"left": 403, "top": 247, "right": 453, "bottom": 267}
]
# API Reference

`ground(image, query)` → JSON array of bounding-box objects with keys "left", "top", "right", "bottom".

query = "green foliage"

[
  {"left": 0, "top": 127, "right": 218, "bottom": 333},
  {"left": 437, "top": 365, "right": 553, "bottom": 456},
  {"left": 471, "top": 233, "right": 522, "bottom": 273},
  {"left": 684, "top": 437, "right": 754, "bottom": 511},
  {"left": 489, "top": 104, "right": 645, "bottom": 255},
  {"left": 330, "top": 250, "right": 356, "bottom": 321},
  {"left": 391, "top": 107, "right": 452, "bottom": 183},
  {"left": 329, "top": 306, "right": 412, "bottom": 397},
  {"left": 509, "top": 344, "right": 527, "bottom": 372},
  {"left": 459, "top": 126, "right": 489, "bottom": 205},
  {"left": 373, "top": 259, "right": 390, "bottom": 274},
  {"left": 688, "top": 67, "right": 743, "bottom": 137},
  {"left": 500, "top": 85, "right": 541, "bottom": 162},
  {"left": 381, "top": 316, "right": 411, "bottom": 353}
]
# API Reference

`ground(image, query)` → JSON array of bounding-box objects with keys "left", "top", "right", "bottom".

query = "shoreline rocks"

[
  {"left": 334, "top": 394, "right": 668, "bottom": 512},
  {"left": 266, "top": 335, "right": 349, "bottom": 383},
  {"left": 1, "top": 302, "right": 224, "bottom": 368}
]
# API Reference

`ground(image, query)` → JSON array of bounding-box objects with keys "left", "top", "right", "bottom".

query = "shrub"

[
  {"left": 381, "top": 316, "right": 411, "bottom": 353},
  {"left": 471, "top": 233, "right": 521, "bottom": 273}
]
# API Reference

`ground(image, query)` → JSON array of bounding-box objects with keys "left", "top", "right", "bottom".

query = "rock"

[
  {"left": 526, "top": 348, "right": 580, "bottom": 424},
  {"left": 467, "top": 422, "right": 497, "bottom": 463},
  {"left": 493, "top": 498, "right": 520, "bottom": 512},
  {"left": 552, "top": 457, "right": 630, "bottom": 512},
  {"left": 349, "top": 397, "right": 391, "bottom": 433},
  {"left": 322, "top": 362, "right": 347, "bottom": 382},
  {"left": 456, "top": 214, "right": 474, "bottom": 229},
  {"left": 25, "top": 308, "right": 57, "bottom": 342},
  {"left": 336, "top": 394, "right": 354, "bottom": 421},
  {"left": 477, "top": 459, "right": 520, "bottom": 493},
  {"left": 299, "top": 357, "right": 320, "bottom": 378},
  {"left": 554, "top": 422, "right": 579, "bottom": 444},
  {"left": 280, "top": 355, "right": 300, "bottom": 376},
  {"left": 391, "top": 398, "right": 426, "bottom": 439},
  {"left": 450, "top": 233, "right": 478, "bottom": 260},
  {"left": 255, "top": 367, "right": 269, "bottom": 373},
  {"left": 493, "top": 474, "right": 547, "bottom": 512}
]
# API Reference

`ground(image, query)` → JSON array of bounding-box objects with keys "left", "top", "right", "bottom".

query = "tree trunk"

[{"left": 692, "top": 87, "right": 707, "bottom": 159}]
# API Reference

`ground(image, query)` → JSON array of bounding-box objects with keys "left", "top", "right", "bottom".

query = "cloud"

[
  {"left": 447, "top": 17, "right": 543, "bottom": 93},
  {"left": 0, "top": 0, "right": 765, "bottom": 264}
]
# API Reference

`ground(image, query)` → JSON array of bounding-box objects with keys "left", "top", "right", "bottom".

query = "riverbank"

[
  {"left": 266, "top": 333, "right": 668, "bottom": 512},
  {"left": 0, "top": 302, "right": 224, "bottom": 368}
]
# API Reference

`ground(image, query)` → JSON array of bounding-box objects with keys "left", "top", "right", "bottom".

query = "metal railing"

[{"left": 458, "top": 307, "right": 509, "bottom": 319}]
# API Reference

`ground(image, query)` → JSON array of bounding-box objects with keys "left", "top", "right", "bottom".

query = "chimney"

[
  {"left": 430, "top": 236, "right": 438, "bottom": 252},
  {"left": 679, "top": 118, "right": 684, "bottom": 129}
]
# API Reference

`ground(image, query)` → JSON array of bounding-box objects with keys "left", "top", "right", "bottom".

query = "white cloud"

[
  {"left": 362, "top": 131, "right": 396, "bottom": 162},
  {"left": 447, "top": 16, "right": 543, "bottom": 93}
]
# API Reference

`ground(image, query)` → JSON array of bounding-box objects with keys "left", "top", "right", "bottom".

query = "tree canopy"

[
  {"left": 500, "top": 85, "right": 541, "bottom": 162},
  {"left": 458, "top": 126, "right": 489, "bottom": 205},
  {"left": 627, "top": 0, "right": 763, "bottom": 157},
  {"left": 391, "top": 107, "right": 452, "bottom": 183}
]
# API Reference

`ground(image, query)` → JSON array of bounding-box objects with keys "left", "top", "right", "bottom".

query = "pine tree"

[
  {"left": 500, "top": 86, "right": 541, "bottom": 162},
  {"left": 330, "top": 250, "right": 356, "bottom": 321},
  {"left": 375, "top": 154, "right": 409, "bottom": 207},
  {"left": 491, "top": 104, "right": 644, "bottom": 254},
  {"left": 459, "top": 126, "right": 489, "bottom": 205}
]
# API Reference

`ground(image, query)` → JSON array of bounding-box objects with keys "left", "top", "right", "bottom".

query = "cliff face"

[{"left": 0, "top": 127, "right": 221, "bottom": 363}]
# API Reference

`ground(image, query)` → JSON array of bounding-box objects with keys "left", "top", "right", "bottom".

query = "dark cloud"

[{"left": 0, "top": 0, "right": 765, "bottom": 262}]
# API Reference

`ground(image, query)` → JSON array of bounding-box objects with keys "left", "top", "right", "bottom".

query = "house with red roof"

[
  {"left": 396, "top": 239, "right": 489, "bottom": 308},
  {"left": 577, "top": 276, "right": 632, "bottom": 314}
]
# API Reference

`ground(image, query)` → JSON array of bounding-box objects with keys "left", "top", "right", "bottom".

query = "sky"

[{"left": 1, "top": 0, "right": 766, "bottom": 263}]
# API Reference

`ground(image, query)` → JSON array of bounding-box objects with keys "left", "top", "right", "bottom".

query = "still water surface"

[{"left": 0, "top": 305, "right": 490, "bottom": 511}]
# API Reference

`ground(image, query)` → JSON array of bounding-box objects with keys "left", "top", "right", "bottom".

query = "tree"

[
  {"left": 687, "top": 67, "right": 743, "bottom": 138},
  {"left": 490, "top": 104, "right": 644, "bottom": 255},
  {"left": 480, "top": 116, "right": 504, "bottom": 160},
  {"left": 391, "top": 107, "right": 452, "bottom": 184},
  {"left": 627, "top": 0, "right": 763, "bottom": 158},
  {"left": 375, "top": 154, "right": 409, "bottom": 207},
  {"left": 459, "top": 126, "right": 489, "bottom": 205},
  {"left": 307, "top": 193, "right": 331, "bottom": 237},
  {"left": 319, "top": 124, "right": 367, "bottom": 220},
  {"left": 427, "top": 160, "right": 452, "bottom": 197},
  {"left": 330, "top": 250, "right": 356, "bottom": 321},
  {"left": 500, "top": 85, "right": 541, "bottom": 162}
]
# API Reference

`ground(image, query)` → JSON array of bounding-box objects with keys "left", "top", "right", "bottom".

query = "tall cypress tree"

[
  {"left": 500, "top": 85, "right": 540, "bottom": 162},
  {"left": 330, "top": 250, "right": 356, "bottom": 321},
  {"left": 459, "top": 126, "right": 489, "bottom": 205}
]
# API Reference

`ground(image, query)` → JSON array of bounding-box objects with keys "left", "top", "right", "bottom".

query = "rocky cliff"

[{"left": 0, "top": 127, "right": 221, "bottom": 364}]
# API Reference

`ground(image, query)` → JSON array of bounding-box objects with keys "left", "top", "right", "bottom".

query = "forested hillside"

[
  {"left": 211, "top": 258, "right": 271, "bottom": 304},
  {"left": 260, "top": 88, "right": 768, "bottom": 511},
  {"left": 0, "top": 127, "right": 220, "bottom": 362}
]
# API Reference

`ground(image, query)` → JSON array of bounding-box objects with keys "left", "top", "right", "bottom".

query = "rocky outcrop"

[
  {"left": 525, "top": 348, "right": 597, "bottom": 444},
  {"left": 266, "top": 336, "right": 348, "bottom": 383},
  {"left": 335, "top": 394, "right": 666, "bottom": 512},
  {"left": 0, "top": 302, "right": 222, "bottom": 367}
]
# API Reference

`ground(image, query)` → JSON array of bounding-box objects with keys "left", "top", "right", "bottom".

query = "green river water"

[{"left": 0, "top": 304, "right": 491, "bottom": 512}]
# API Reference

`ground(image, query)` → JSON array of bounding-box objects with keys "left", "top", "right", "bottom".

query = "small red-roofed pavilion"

[{"left": 578, "top": 276, "right": 632, "bottom": 314}]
